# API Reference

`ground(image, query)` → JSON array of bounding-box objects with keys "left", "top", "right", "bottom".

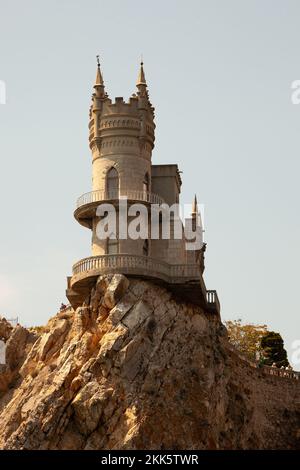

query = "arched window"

[
  {"left": 143, "top": 172, "right": 149, "bottom": 194},
  {"left": 107, "top": 167, "right": 119, "bottom": 199},
  {"left": 143, "top": 239, "right": 149, "bottom": 257},
  {"left": 107, "top": 235, "right": 119, "bottom": 255}
]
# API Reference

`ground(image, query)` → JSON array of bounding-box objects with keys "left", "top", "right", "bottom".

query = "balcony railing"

[
  {"left": 226, "top": 343, "right": 300, "bottom": 380},
  {"left": 206, "top": 290, "right": 220, "bottom": 313},
  {"left": 70, "top": 254, "right": 221, "bottom": 313},
  {"left": 76, "top": 190, "right": 164, "bottom": 209},
  {"left": 72, "top": 254, "right": 200, "bottom": 283}
]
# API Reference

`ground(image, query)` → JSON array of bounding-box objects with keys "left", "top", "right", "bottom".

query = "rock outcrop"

[{"left": 0, "top": 275, "right": 299, "bottom": 450}]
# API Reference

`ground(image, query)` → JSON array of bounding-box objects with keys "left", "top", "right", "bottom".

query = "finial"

[{"left": 96, "top": 54, "right": 100, "bottom": 68}]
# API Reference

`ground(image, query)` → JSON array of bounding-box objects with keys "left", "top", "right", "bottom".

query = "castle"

[{"left": 66, "top": 59, "right": 220, "bottom": 315}]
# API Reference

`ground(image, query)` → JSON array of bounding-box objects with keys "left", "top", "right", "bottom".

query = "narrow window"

[
  {"left": 107, "top": 167, "right": 119, "bottom": 199},
  {"left": 143, "top": 239, "right": 149, "bottom": 257},
  {"left": 143, "top": 172, "right": 149, "bottom": 194}
]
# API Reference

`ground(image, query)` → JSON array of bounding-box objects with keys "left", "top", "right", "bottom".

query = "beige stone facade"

[{"left": 66, "top": 60, "right": 219, "bottom": 314}]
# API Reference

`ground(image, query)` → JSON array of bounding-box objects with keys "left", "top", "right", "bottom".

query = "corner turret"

[{"left": 89, "top": 55, "right": 110, "bottom": 149}]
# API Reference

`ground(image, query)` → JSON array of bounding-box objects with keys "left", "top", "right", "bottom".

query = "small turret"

[
  {"left": 136, "top": 60, "right": 154, "bottom": 110},
  {"left": 136, "top": 61, "right": 147, "bottom": 88},
  {"left": 90, "top": 55, "right": 109, "bottom": 147},
  {"left": 94, "top": 55, "right": 106, "bottom": 99},
  {"left": 135, "top": 60, "right": 155, "bottom": 144}
]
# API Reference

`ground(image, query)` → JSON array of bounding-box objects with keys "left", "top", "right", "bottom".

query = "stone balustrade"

[
  {"left": 226, "top": 342, "right": 300, "bottom": 380},
  {"left": 76, "top": 189, "right": 165, "bottom": 209},
  {"left": 206, "top": 290, "right": 220, "bottom": 313},
  {"left": 263, "top": 365, "right": 300, "bottom": 380},
  {"left": 72, "top": 254, "right": 201, "bottom": 284},
  {"left": 69, "top": 255, "right": 221, "bottom": 314}
]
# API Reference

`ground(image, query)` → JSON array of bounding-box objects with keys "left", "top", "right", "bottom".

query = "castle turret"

[
  {"left": 89, "top": 56, "right": 109, "bottom": 147},
  {"left": 67, "top": 59, "right": 220, "bottom": 318},
  {"left": 75, "top": 59, "right": 158, "bottom": 258}
]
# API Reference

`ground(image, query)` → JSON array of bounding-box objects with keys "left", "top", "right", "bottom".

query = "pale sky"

[{"left": 0, "top": 0, "right": 299, "bottom": 368}]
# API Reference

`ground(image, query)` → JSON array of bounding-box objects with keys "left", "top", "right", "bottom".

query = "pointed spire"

[
  {"left": 95, "top": 66, "right": 104, "bottom": 86},
  {"left": 95, "top": 55, "right": 104, "bottom": 87},
  {"left": 191, "top": 194, "right": 198, "bottom": 216},
  {"left": 136, "top": 60, "right": 147, "bottom": 87},
  {"left": 135, "top": 57, "right": 154, "bottom": 116}
]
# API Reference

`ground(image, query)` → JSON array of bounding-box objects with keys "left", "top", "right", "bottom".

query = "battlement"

[
  {"left": 110, "top": 95, "right": 140, "bottom": 106},
  {"left": 105, "top": 97, "right": 138, "bottom": 113},
  {"left": 100, "top": 95, "right": 153, "bottom": 117},
  {"left": 89, "top": 93, "right": 155, "bottom": 152}
]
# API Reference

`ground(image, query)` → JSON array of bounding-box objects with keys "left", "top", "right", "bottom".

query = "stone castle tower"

[{"left": 66, "top": 59, "right": 220, "bottom": 316}]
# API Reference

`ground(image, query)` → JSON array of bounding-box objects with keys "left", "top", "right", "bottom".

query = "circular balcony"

[
  {"left": 77, "top": 189, "right": 164, "bottom": 208},
  {"left": 70, "top": 254, "right": 201, "bottom": 289},
  {"left": 74, "top": 190, "right": 165, "bottom": 228},
  {"left": 67, "top": 254, "right": 220, "bottom": 315}
]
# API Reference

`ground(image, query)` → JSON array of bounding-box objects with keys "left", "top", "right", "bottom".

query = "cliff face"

[{"left": 0, "top": 275, "right": 299, "bottom": 450}]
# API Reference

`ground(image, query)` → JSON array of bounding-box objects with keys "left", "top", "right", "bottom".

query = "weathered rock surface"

[
  {"left": 0, "top": 275, "right": 299, "bottom": 450},
  {"left": 0, "top": 317, "right": 13, "bottom": 341}
]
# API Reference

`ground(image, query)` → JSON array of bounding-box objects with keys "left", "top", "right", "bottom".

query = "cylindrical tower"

[{"left": 74, "top": 60, "right": 157, "bottom": 257}]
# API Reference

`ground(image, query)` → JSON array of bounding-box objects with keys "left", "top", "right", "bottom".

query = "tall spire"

[
  {"left": 135, "top": 57, "right": 155, "bottom": 121},
  {"left": 95, "top": 55, "right": 104, "bottom": 87},
  {"left": 191, "top": 194, "right": 198, "bottom": 216},
  {"left": 136, "top": 59, "right": 147, "bottom": 87},
  {"left": 90, "top": 55, "right": 107, "bottom": 144},
  {"left": 191, "top": 194, "right": 202, "bottom": 236},
  {"left": 93, "top": 55, "right": 107, "bottom": 101}
]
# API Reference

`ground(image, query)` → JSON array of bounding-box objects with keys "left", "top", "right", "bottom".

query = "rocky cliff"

[{"left": 0, "top": 275, "right": 299, "bottom": 450}]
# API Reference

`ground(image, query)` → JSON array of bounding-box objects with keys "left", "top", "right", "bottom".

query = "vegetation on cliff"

[
  {"left": 261, "top": 331, "right": 289, "bottom": 368},
  {"left": 226, "top": 320, "right": 289, "bottom": 367}
]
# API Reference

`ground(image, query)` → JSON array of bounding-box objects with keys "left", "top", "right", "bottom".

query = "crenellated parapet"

[
  {"left": 90, "top": 97, "right": 155, "bottom": 159},
  {"left": 89, "top": 63, "right": 155, "bottom": 160}
]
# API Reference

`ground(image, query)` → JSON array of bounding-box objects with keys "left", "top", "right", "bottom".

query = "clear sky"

[{"left": 0, "top": 0, "right": 299, "bottom": 367}]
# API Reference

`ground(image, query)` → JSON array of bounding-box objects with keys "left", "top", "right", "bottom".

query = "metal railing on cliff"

[{"left": 226, "top": 342, "right": 300, "bottom": 380}]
